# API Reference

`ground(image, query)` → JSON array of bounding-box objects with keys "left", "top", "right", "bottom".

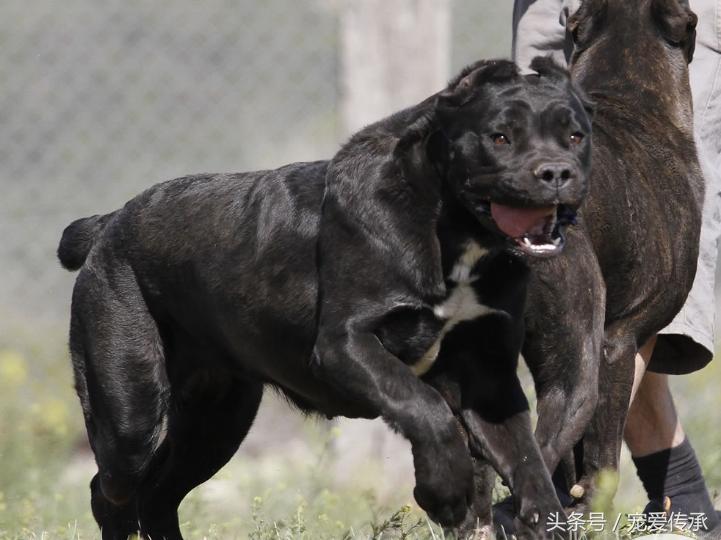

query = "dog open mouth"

[{"left": 484, "top": 202, "right": 577, "bottom": 257}]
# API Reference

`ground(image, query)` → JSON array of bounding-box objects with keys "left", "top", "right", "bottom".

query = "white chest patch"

[
  {"left": 411, "top": 241, "right": 499, "bottom": 376},
  {"left": 448, "top": 241, "right": 488, "bottom": 283}
]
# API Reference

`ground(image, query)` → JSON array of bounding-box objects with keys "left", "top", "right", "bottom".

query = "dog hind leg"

[
  {"left": 70, "top": 265, "right": 170, "bottom": 538},
  {"left": 133, "top": 376, "right": 263, "bottom": 539}
]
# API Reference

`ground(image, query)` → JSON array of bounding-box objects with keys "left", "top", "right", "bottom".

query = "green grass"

[
  {"left": 0, "top": 320, "right": 718, "bottom": 539},
  {"left": 0, "top": 324, "right": 445, "bottom": 539}
]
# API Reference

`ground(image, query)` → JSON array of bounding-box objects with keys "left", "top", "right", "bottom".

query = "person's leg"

[
  {"left": 625, "top": 370, "right": 685, "bottom": 455},
  {"left": 625, "top": 336, "right": 684, "bottom": 480},
  {"left": 625, "top": 369, "right": 717, "bottom": 526},
  {"left": 626, "top": 338, "right": 717, "bottom": 528}
]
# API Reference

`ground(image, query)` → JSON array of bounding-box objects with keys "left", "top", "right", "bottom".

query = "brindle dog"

[{"left": 517, "top": 0, "right": 701, "bottom": 515}]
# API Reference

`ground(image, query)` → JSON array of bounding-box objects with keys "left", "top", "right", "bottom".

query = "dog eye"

[
  {"left": 491, "top": 133, "right": 510, "bottom": 146},
  {"left": 570, "top": 132, "right": 584, "bottom": 145}
]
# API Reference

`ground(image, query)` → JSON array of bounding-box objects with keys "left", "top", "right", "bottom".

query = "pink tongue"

[{"left": 490, "top": 203, "right": 555, "bottom": 238}]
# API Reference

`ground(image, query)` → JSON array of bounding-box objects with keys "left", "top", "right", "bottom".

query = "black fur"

[
  {"left": 58, "top": 213, "right": 116, "bottom": 271},
  {"left": 59, "top": 59, "right": 592, "bottom": 539}
]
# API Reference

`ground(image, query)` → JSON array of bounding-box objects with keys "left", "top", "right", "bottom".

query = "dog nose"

[{"left": 534, "top": 162, "right": 574, "bottom": 186}]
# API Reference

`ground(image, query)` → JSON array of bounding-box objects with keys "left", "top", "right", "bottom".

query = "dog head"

[
  {"left": 568, "top": 0, "right": 696, "bottom": 82},
  {"left": 425, "top": 58, "right": 593, "bottom": 257}
]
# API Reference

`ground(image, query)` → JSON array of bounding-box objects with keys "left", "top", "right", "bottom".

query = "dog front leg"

[
  {"left": 313, "top": 328, "right": 474, "bottom": 527},
  {"left": 428, "top": 373, "right": 497, "bottom": 539},
  {"left": 575, "top": 327, "right": 637, "bottom": 508},
  {"left": 461, "top": 372, "right": 563, "bottom": 540},
  {"left": 522, "top": 235, "right": 605, "bottom": 506},
  {"left": 523, "top": 298, "right": 603, "bottom": 494},
  {"left": 454, "top": 458, "right": 497, "bottom": 540}
]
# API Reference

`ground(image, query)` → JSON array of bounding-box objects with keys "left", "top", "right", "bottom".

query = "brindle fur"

[{"left": 521, "top": 0, "right": 701, "bottom": 507}]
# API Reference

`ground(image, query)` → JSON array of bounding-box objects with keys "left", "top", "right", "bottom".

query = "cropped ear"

[
  {"left": 529, "top": 56, "right": 572, "bottom": 83},
  {"left": 436, "top": 60, "right": 519, "bottom": 109},
  {"left": 529, "top": 56, "right": 595, "bottom": 118},
  {"left": 652, "top": 0, "right": 697, "bottom": 62},
  {"left": 567, "top": 0, "right": 608, "bottom": 48}
]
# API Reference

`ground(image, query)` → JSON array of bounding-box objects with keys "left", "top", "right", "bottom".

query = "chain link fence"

[{"left": 1, "top": 0, "right": 511, "bottom": 332}]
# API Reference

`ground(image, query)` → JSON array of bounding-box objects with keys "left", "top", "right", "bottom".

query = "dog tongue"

[{"left": 490, "top": 203, "right": 556, "bottom": 238}]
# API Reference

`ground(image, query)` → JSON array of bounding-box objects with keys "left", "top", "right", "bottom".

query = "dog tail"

[{"left": 57, "top": 211, "right": 117, "bottom": 271}]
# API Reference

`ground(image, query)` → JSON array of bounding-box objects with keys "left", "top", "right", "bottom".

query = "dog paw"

[
  {"left": 412, "top": 429, "right": 474, "bottom": 527},
  {"left": 413, "top": 475, "right": 471, "bottom": 527},
  {"left": 513, "top": 504, "right": 565, "bottom": 540}
]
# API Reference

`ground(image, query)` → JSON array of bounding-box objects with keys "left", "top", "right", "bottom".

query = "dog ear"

[
  {"left": 394, "top": 112, "right": 436, "bottom": 157},
  {"left": 424, "top": 130, "right": 450, "bottom": 179},
  {"left": 529, "top": 56, "right": 571, "bottom": 83},
  {"left": 437, "top": 60, "right": 518, "bottom": 109},
  {"left": 652, "top": 0, "right": 697, "bottom": 62},
  {"left": 393, "top": 112, "right": 442, "bottom": 177},
  {"left": 530, "top": 56, "right": 595, "bottom": 118},
  {"left": 567, "top": 0, "right": 608, "bottom": 48}
]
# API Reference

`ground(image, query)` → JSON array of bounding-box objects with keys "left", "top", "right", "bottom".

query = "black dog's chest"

[{"left": 375, "top": 241, "right": 500, "bottom": 375}]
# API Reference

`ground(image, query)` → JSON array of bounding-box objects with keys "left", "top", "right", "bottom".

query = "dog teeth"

[{"left": 519, "top": 234, "right": 563, "bottom": 255}]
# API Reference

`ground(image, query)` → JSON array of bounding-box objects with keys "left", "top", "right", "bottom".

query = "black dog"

[
  {"left": 516, "top": 0, "right": 702, "bottom": 512},
  {"left": 58, "top": 59, "right": 592, "bottom": 539}
]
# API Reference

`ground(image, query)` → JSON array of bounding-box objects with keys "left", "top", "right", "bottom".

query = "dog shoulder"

[{"left": 319, "top": 106, "right": 445, "bottom": 302}]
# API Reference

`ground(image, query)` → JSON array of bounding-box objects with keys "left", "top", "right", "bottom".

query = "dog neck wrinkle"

[
  {"left": 587, "top": 90, "right": 695, "bottom": 143},
  {"left": 575, "top": 65, "right": 694, "bottom": 137}
]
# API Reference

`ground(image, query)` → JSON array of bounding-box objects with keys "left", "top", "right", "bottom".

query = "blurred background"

[{"left": 0, "top": 0, "right": 718, "bottom": 537}]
